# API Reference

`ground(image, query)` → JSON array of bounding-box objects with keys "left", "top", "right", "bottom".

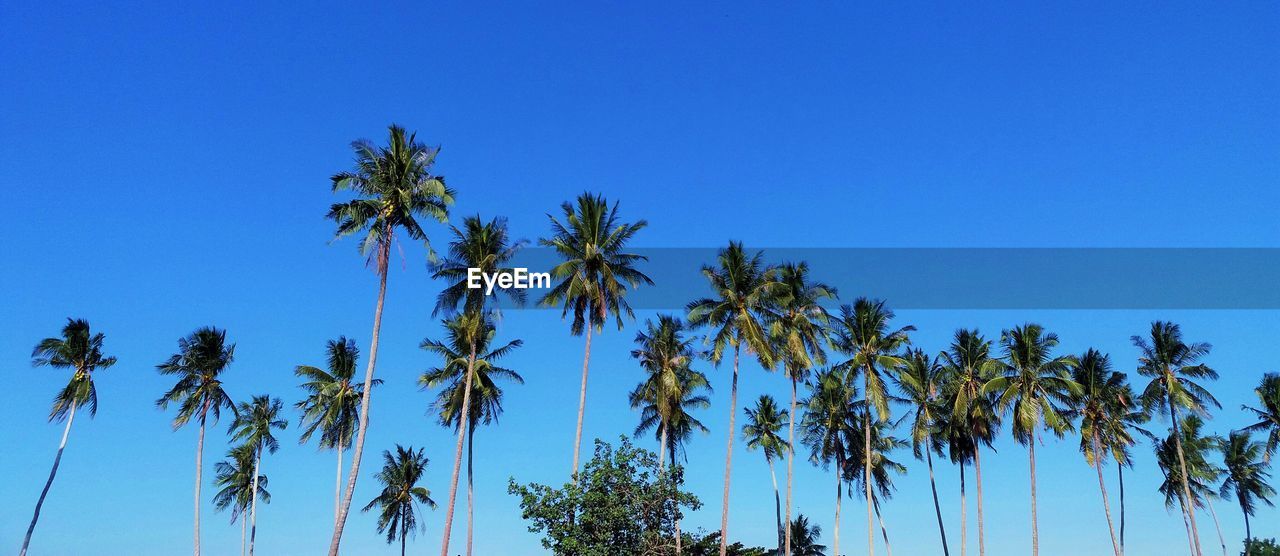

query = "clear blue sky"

[{"left": 2, "top": 2, "right": 1278, "bottom": 555}]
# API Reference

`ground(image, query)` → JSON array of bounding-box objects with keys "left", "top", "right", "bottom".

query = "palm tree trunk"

[
  {"left": 1169, "top": 400, "right": 1204, "bottom": 556},
  {"left": 659, "top": 421, "right": 668, "bottom": 470},
  {"left": 570, "top": 326, "right": 593, "bottom": 476},
  {"left": 874, "top": 495, "right": 892, "bottom": 556},
  {"left": 400, "top": 519, "right": 407, "bottom": 556},
  {"left": 672, "top": 441, "right": 682, "bottom": 556},
  {"left": 785, "top": 377, "right": 797, "bottom": 556},
  {"left": 834, "top": 459, "right": 842, "bottom": 556},
  {"left": 960, "top": 461, "right": 967, "bottom": 556},
  {"left": 467, "top": 425, "right": 475, "bottom": 556},
  {"left": 19, "top": 402, "right": 77, "bottom": 556},
  {"left": 769, "top": 457, "right": 783, "bottom": 553},
  {"left": 249, "top": 449, "right": 261, "bottom": 556},
  {"left": 1180, "top": 495, "right": 1197, "bottom": 556},
  {"left": 1092, "top": 434, "right": 1122, "bottom": 556},
  {"left": 1029, "top": 438, "right": 1039, "bottom": 556},
  {"left": 1243, "top": 506, "right": 1251, "bottom": 556},
  {"left": 334, "top": 445, "right": 342, "bottom": 527},
  {"left": 1205, "top": 500, "right": 1226, "bottom": 556},
  {"left": 439, "top": 344, "right": 479, "bottom": 556},
  {"left": 717, "top": 345, "right": 741, "bottom": 556},
  {"left": 864, "top": 369, "right": 875, "bottom": 556},
  {"left": 195, "top": 409, "right": 208, "bottom": 556},
  {"left": 926, "top": 437, "right": 950, "bottom": 556},
  {"left": 241, "top": 512, "right": 246, "bottom": 556},
  {"left": 1118, "top": 464, "right": 1126, "bottom": 554},
  {"left": 329, "top": 236, "right": 391, "bottom": 556},
  {"left": 974, "top": 443, "right": 986, "bottom": 556}
]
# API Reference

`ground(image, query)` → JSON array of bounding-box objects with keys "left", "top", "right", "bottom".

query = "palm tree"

[
  {"left": 295, "top": 337, "right": 380, "bottom": 526},
  {"left": 630, "top": 315, "right": 701, "bottom": 470},
  {"left": 687, "top": 241, "right": 780, "bottom": 556},
  {"left": 362, "top": 445, "right": 438, "bottom": 556},
  {"left": 744, "top": 395, "right": 791, "bottom": 553},
  {"left": 774, "top": 514, "right": 827, "bottom": 556},
  {"left": 212, "top": 444, "right": 270, "bottom": 556},
  {"left": 429, "top": 214, "right": 525, "bottom": 556},
  {"left": 1220, "top": 431, "right": 1275, "bottom": 555},
  {"left": 846, "top": 409, "right": 909, "bottom": 556},
  {"left": 1242, "top": 373, "right": 1280, "bottom": 462},
  {"left": 1066, "top": 349, "right": 1140, "bottom": 556},
  {"left": 801, "top": 367, "right": 856, "bottom": 556},
  {"left": 156, "top": 326, "right": 237, "bottom": 556},
  {"left": 1135, "top": 321, "right": 1220, "bottom": 556},
  {"left": 985, "top": 324, "right": 1079, "bottom": 556},
  {"left": 894, "top": 348, "right": 950, "bottom": 556},
  {"left": 325, "top": 124, "right": 453, "bottom": 556},
  {"left": 539, "top": 193, "right": 652, "bottom": 478},
  {"left": 420, "top": 312, "right": 523, "bottom": 556},
  {"left": 1155, "top": 415, "right": 1227, "bottom": 556},
  {"left": 228, "top": 395, "right": 288, "bottom": 556},
  {"left": 938, "top": 328, "right": 1003, "bottom": 556},
  {"left": 767, "top": 262, "right": 835, "bottom": 556},
  {"left": 829, "top": 298, "right": 913, "bottom": 556},
  {"left": 20, "top": 318, "right": 117, "bottom": 556}
]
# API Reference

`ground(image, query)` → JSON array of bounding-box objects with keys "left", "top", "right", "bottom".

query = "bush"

[{"left": 1244, "top": 538, "right": 1280, "bottom": 556}]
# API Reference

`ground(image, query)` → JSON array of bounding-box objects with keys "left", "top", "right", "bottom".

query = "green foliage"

[
  {"left": 212, "top": 444, "right": 269, "bottom": 522},
  {"left": 295, "top": 337, "right": 377, "bottom": 451},
  {"left": 830, "top": 297, "right": 913, "bottom": 422},
  {"left": 629, "top": 319, "right": 712, "bottom": 462},
  {"left": 430, "top": 214, "right": 527, "bottom": 316},
  {"left": 229, "top": 395, "right": 288, "bottom": 457},
  {"left": 361, "top": 445, "right": 436, "bottom": 545},
  {"left": 419, "top": 312, "right": 524, "bottom": 430},
  {"left": 986, "top": 323, "right": 1079, "bottom": 443},
  {"left": 1242, "top": 373, "right": 1280, "bottom": 460},
  {"left": 681, "top": 530, "right": 770, "bottom": 556},
  {"left": 744, "top": 395, "right": 790, "bottom": 462},
  {"left": 508, "top": 436, "right": 700, "bottom": 555},
  {"left": 155, "top": 326, "right": 237, "bottom": 428},
  {"left": 686, "top": 241, "right": 780, "bottom": 367},
  {"left": 31, "top": 318, "right": 116, "bottom": 420},
  {"left": 1244, "top": 538, "right": 1280, "bottom": 556}
]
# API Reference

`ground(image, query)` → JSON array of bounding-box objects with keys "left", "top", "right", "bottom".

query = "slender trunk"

[
  {"left": 20, "top": 402, "right": 77, "bottom": 556},
  {"left": 467, "top": 425, "right": 475, "bottom": 556},
  {"left": 960, "top": 461, "right": 967, "bottom": 556},
  {"left": 241, "top": 511, "right": 246, "bottom": 556},
  {"left": 659, "top": 421, "right": 668, "bottom": 470},
  {"left": 672, "top": 441, "right": 682, "bottom": 556},
  {"left": 439, "top": 344, "right": 479, "bottom": 556},
  {"left": 1092, "top": 434, "right": 1123, "bottom": 556},
  {"left": 1243, "top": 507, "right": 1251, "bottom": 556},
  {"left": 1205, "top": 500, "right": 1226, "bottom": 556},
  {"left": 400, "top": 519, "right": 407, "bottom": 556},
  {"left": 1029, "top": 437, "right": 1039, "bottom": 556},
  {"left": 874, "top": 495, "right": 892, "bottom": 556},
  {"left": 834, "top": 457, "right": 842, "bottom": 556},
  {"left": 926, "top": 437, "right": 950, "bottom": 556},
  {"left": 864, "top": 368, "right": 875, "bottom": 556},
  {"left": 785, "top": 378, "right": 797, "bottom": 556},
  {"left": 717, "top": 345, "right": 741, "bottom": 556},
  {"left": 1180, "top": 494, "right": 1197, "bottom": 556},
  {"left": 769, "top": 457, "right": 783, "bottom": 554},
  {"left": 334, "top": 445, "right": 342, "bottom": 527},
  {"left": 1119, "top": 465, "right": 1126, "bottom": 554},
  {"left": 1169, "top": 398, "right": 1204, "bottom": 556},
  {"left": 974, "top": 444, "right": 986, "bottom": 556},
  {"left": 570, "top": 326, "right": 594, "bottom": 476},
  {"left": 329, "top": 237, "right": 391, "bottom": 556},
  {"left": 195, "top": 409, "right": 208, "bottom": 556},
  {"left": 249, "top": 450, "right": 261, "bottom": 556}
]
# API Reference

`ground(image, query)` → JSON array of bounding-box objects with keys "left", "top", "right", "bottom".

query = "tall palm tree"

[
  {"left": 846, "top": 409, "right": 909, "bottom": 556},
  {"left": 228, "top": 395, "right": 288, "bottom": 556},
  {"left": 1242, "top": 373, "right": 1280, "bottom": 462},
  {"left": 420, "top": 312, "right": 523, "bottom": 556},
  {"left": 829, "top": 298, "right": 913, "bottom": 556},
  {"left": 362, "top": 445, "right": 438, "bottom": 556},
  {"left": 156, "top": 326, "right": 237, "bottom": 556},
  {"left": 1066, "top": 349, "right": 1140, "bottom": 556},
  {"left": 1155, "top": 415, "right": 1226, "bottom": 556},
  {"left": 774, "top": 514, "right": 827, "bottom": 556},
  {"left": 985, "top": 324, "right": 1079, "bottom": 556},
  {"left": 801, "top": 367, "right": 856, "bottom": 556},
  {"left": 744, "top": 395, "right": 791, "bottom": 553},
  {"left": 1220, "top": 431, "right": 1275, "bottom": 555},
  {"left": 938, "top": 328, "right": 1002, "bottom": 556},
  {"left": 20, "top": 318, "right": 116, "bottom": 556},
  {"left": 687, "top": 241, "right": 780, "bottom": 556},
  {"left": 894, "top": 348, "right": 950, "bottom": 556},
  {"left": 540, "top": 193, "right": 652, "bottom": 478},
  {"left": 325, "top": 124, "right": 453, "bottom": 556},
  {"left": 767, "top": 262, "right": 835, "bottom": 556},
  {"left": 212, "top": 444, "right": 270, "bottom": 556},
  {"left": 1135, "top": 321, "right": 1220, "bottom": 556},
  {"left": 429, "top": 214, "right": 525, "bottom": 556},
  {"left": 295, "top": 337, "right": 380, "bottom": 525},
  {"left": 630, "top": 315, "right": 701, "bottom": 470}
]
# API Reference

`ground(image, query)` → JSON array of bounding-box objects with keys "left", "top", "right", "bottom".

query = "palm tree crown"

[
  {"left": 419, "top": 313, "right": 524, "bottom": 431},
  {"left": 32, "top": 318, "right": 117, "bottom": 420},
  {"left": 830, "top": 298, "right": 913, "bottom": 422},
  {"left": 987, "top": 323, "right": 1079, "bottom": 443},
  {"left": 363, "top": 445, "right": 438, "bottom": 548},
  {"left": 296, "top": 337, "right": 378, "bottom": 451},
  {"left": 631, "top": 362, "right": 713, "bottom": 463},
  {"left": 687, "top": 242, "right": 780, "bottom": 368},
  {"left": 1134, "top": 321, "right": 1220, "bottom": 419},
  {"left": 212, "top": 444, "right": 270, "bottom": 523},
  {"left": 230, "top": 395, "right": 288, "bottom": 457},
  {"left": 1068, "top": 349, "right": 1146, "bottom": 467},
  {"left": 767, "top": 262, "right": 836, "bottom": 383},
  {"left": 1220, "top": 430, "right": 1275, "bottom": 520},
  {"left": 1155, "top": 415, "right": 1224, "bottom": 509},
  {"left": 1242, "top": 373, "right": 1280, "bottom": 461},
  {"left": 156, "top": 327, "right": 237, "bottom": 427},
  {"left": 431, "top": 214, "right": 527, "bottom": 316},
  {"left": 744, "top": 395, "right": 791, "bottom": 462}
]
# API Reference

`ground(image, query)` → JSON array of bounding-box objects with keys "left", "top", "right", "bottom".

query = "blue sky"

[{"left": 2, "top": 1, "right": 1278, "bottom": 555}]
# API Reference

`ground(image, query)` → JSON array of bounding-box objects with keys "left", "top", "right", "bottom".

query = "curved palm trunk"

[
  {"left": 570, "top": 326, "right": 594, "bottom": 476},
  {"left": 1092, "top": 434, "right": 1122, "bottom": 556},
  {"left": 769, "top": 457, "right": 783, "bottom": 553},
  {"left": 1029, "top": 438, "right": 1039, "bottom": 556},
  {"left": 1168, "top": 399, "right": 1204, "bottom": 556},
  {"left": 974, "top": 444, "right": 986, "bottom": 556},
  {"left": 1180, "top": 496, "right": 1197, "bottom": 556},
  {"left": 334, "top": 446, "right": 343, "bottom": 527},
  {"left": 960, "top": 461, "right": 967, "bottom": 556},
  {"left": 834, "top": 457, "right": 843, "bottom": 556},
  {"left": 785, "top": 378, "right": 797, "bottom": 556},
  {"left": 874, "top": 495, "right": 892, "bottom": 556},
  {"left": 19, "top": 402, "right": 77, "bottom": 556},
  {"left": 329, "top": 238, "right": 391, "bottom": 556},
  {"left": 1118, "top": 465, "right": 1126, "bottom": 554},
  {"left": 467, "top": 425, "right": 476, "bottom": 556},
  {"left": 439, "top": 346, "right": 479, "bottom": 556},
  {"left": 195, "top": 410, "right": 209, "bottom": 556},
  {"left": 249, "top": 449, "right": 261, "bottom": 556},
  {"left": 926, "top": 437, "right": 950, "bottom": 556},
  {"left": 1205, "top": 500, "right": 1226, "bottom": 556},
  {"left": 717, "top": 345, "right": 741, "bottom": 556}
]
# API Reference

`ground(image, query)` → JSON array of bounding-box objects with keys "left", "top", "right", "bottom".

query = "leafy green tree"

[
  {"left": 295, "top": 337, "right": 380, "bottom": 524},
  {"left": 1220, "top": 431, "right": 1275, "bottom": 554},
  {"left": 830, "top": 297, "right": 912, "bottom": 556},
  {"left": 363, "top": 445, "right": 438, "bottom": 556},
  {"left": 894, "top": 348, "right": 950, "bottom": 555},
  {"left": 846, "top": 406, "right": 909, "bottom": 556},
  {"left": 767, "top": 261, "right": 835, "bottom": 556},
  {"left": 325, "top": 124, "right": 453, "bottom": 555},
  {"left": 156, "top": 326, "right": 237, "bottom": 556},
  {"left": 744, "top": 395, "right": 791, "bottom": 553},
  {"left": 228, "top": 395, "right": 288, "bottom": 556},
  {"left": 1243, "top": 538, "right": 1280, "bottom": 556},
  {"left": 20, "top": 319, "right": 117, "bottom": 556},
  {"left": 508, "top": 436, "right": 700, "bottom": 556},
  {"left": 212, "top": 444, "right": 269, "bottom": 556},
  {"left": 985, "top": 324, "right": 1079, "bottom": 556},
  {"left": 1136, "top": 321, "right": 1220, "bottom": 556},
  {"left": 772, "top": 514, "right": 827, "bottom": 556},
  {"left": 801, "top": 367, "right": 856, "bottom": 556},
  {"left": 419, "top": 311, "right": 523, "bottom": 556},
  {"left": 1156, "top": 415, "right": 1226, "bottom": 556},
  {"left": 540, "top": 193, "right": 652, "bottom": 479},
  {"left": 1242, "top": 373, "right": 1280, "bottom": 462},
  {"left": 938, "top": 328, "right": 1003, "bottom": 556},
  {"left": 687, "top": 241, "right": 780, "bottom": 556}
]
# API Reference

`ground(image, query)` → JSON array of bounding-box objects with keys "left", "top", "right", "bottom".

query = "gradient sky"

[{"left": 2, "top": 2, "right": 1278, "bottom": 555}]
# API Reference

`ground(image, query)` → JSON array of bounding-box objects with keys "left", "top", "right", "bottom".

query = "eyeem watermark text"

[{"left": 466, "top": 268, "right": 551, "bottom": 295}]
